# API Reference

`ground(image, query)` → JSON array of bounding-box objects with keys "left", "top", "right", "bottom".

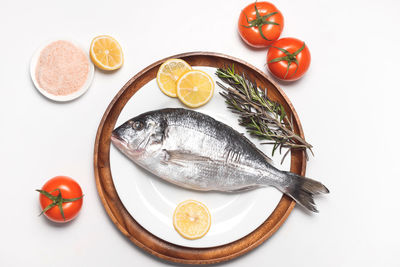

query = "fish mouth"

[
  {"left": 111, "top": 131, "right": 128, "bottom": 148},
  {"left": 111, "top": 131, "right": 143, "bottom": 159}
]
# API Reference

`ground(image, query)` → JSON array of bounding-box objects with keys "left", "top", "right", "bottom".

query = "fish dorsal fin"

[
  {"left": 262, "top": 154, "right": 274, "bottom": 166},
  {"left": 162, "top": 149, "right": 213, "bottom": 166}
]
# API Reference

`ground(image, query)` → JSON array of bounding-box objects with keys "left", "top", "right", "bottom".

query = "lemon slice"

[
  {"left": 157, "top": 59, "right": 192, "bottom": 97},
  {"left": 173, "top": 200, "right": 211, "bottom": 240},
  {"left": 177, "top": 70, "right": 214, "bottom": 108},
  {"left": 90, "top": 35, "right": 123, "bottom": 71}
]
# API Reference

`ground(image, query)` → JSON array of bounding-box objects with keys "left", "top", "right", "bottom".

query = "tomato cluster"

[{"left": 238, "top": 2, "right": 311, "bottom": 81}]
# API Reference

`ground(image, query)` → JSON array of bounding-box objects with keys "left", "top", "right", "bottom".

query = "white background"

[{"left": 1, "top": 0, "right": 399, "bottom": 266}]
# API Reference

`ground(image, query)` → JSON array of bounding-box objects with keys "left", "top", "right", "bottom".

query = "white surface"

[
  {"left": 110, "top": 67, "right": 286, "bottom": 248},
  {"left": 0, "top": 0, "right": 399, "bottom": 266},
  {"left": 30, "top": 39, "right": 94, "bottom": 102}
]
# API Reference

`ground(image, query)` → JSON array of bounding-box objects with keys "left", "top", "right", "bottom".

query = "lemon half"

[
  {"left": 177, "top": 70, "right": 214, "bottom": 108},
  {"left": 173, "top": 200, "right": 211, "bottom": 240},
  {"left": 157, "top": 58, "right": 192, "bottom": 97},
  {"left": 90, "top": 35, "right": 123, "bottom": 71}
]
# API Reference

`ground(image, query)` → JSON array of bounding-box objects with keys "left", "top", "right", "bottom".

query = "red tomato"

[
  {"left": 38, "top": 176, "right": 83, "bottom": 223},
  {"left": 267, "top": 37, "right": 311, "bottom": 81},
  {"left": 238, "top": 2, "right": 284, "bottom": 48}
]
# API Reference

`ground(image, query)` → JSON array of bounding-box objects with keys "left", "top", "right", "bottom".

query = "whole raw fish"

[{"left": 111, "top": 108, "right": 328, "bottom": 212}]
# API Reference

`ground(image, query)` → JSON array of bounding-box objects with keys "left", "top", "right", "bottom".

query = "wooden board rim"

[{"left": 94, "top": 51, "right": 306, "bottom": 264}]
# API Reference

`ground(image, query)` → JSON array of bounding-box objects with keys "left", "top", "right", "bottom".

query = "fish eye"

[{"left": 132, "top": 121, "right": 144, "bottom": 130}]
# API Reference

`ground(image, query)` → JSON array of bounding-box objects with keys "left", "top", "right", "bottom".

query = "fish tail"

[{"left": 281, "top": 172, "right": 329, "bottom": 213}]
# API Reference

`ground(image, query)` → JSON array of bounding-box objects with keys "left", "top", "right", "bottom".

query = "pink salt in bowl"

[{"left": 30, "top": 39, "right": 94, "bottom": 102}]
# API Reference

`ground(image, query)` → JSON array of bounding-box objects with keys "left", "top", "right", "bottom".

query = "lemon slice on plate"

[
  {"left": 173, "top": 200, "right": 211, "bottom": 240},
  {"left": 157, "top": 59, "right": 192, "bottom": 97},
  {"left": 90, "top": 35, "right": 123, "bottom": 70},
  {"left": 177, "top": 70, "right": 214, "bottom": 108}
]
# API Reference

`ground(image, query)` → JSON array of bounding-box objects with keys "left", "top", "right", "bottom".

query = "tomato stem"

[
  {"left": 268, "top": 42, "right": 305, "bottom": 78},
  {"left": 241, "top": 3, "right": 279, "bottom": 41},
  {"left": 36, "top": 189, "right": 84, "bottom": 221}
]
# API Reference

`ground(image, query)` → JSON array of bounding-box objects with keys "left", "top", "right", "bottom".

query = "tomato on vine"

[
  {"left": 238, "top": 2, "right": 284, "bottom": 48},
  {"left": 267, "top": 37, "right": 311, "bottom": 81},
  {"left": 37, "top": 176, "right": 83, "bottom": 223}
]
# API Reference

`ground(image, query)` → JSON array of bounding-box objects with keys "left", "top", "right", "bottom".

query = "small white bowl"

[{"left": 30, "top": 39, "right": 94, "bottom": 102}]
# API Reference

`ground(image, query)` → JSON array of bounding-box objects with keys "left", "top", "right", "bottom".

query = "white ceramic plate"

[
  {"left": 110, "top": 67, "right": 290, "bottom": 248},
  {"left": 30, "top": 39, "right": 94, "bottom": 102}
]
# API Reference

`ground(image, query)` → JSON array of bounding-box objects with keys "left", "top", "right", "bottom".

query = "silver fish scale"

[{"left": 136, "top": 109, "right": 284, "bottom": 191}]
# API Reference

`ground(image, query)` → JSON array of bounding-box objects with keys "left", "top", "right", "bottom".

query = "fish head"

[{"left": 111, "top": 112, "right": 165, "bottom": 158}]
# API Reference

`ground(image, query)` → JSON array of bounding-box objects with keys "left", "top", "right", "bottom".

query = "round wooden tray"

[{"left": 94, "top": 52, "right": 306, "bottom": 264}]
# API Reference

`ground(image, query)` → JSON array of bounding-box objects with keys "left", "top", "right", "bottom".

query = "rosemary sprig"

[{"left": 216, "top": 65, "right": 313, "bottom": 163}]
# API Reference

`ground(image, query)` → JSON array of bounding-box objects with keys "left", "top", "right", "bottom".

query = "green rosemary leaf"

[{"left": 215, "top": 65, "right": 313, "bottom": 163}]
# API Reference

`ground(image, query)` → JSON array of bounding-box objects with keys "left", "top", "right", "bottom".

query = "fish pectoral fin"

[
  {"left": 227, "top": 185, "right": 261, "bottom": 192},
  {"left": 162, "top": 149, "right": 213, "bottom": 166}
]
